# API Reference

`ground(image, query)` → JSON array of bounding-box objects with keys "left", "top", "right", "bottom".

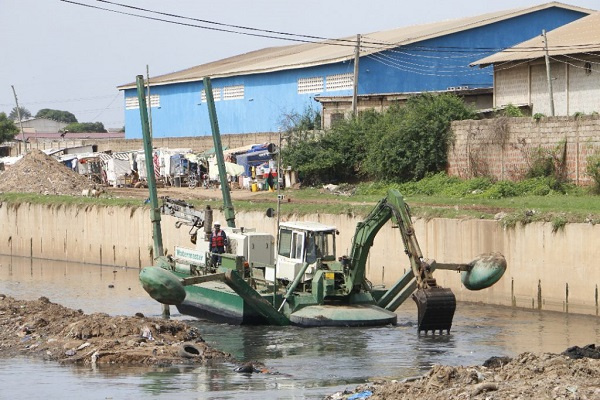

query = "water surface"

[{"left": 1, "top": 255, "right": 599, "bottom": 399}]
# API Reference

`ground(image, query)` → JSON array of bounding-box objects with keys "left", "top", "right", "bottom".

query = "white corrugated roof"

[
  {"left": 473, "top": 11, "right": 600, "bottom": 66},
  {"left": 280, "top": 221, "right": 337, "bottom": 232},
  {"left": 119, "top": 2, "right": 593, "bottom": 89}
]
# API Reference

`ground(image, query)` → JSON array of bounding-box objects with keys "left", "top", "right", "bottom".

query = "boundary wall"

[
  {"left": 1, "top": 202, "right": 598, "bottom": 317},
  {"left": 449, "top": 115, "right": 600, "bottom": 185},
  {"left": 29, "top": 132, "right": 279, "bottom": 154}
]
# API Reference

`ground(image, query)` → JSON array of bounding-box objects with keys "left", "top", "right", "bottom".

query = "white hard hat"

[{"left": 214, "top": 221, "right": 221, "bottom": 226}]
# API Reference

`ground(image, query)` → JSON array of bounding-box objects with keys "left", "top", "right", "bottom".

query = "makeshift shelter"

[{"left": 234, "top": 144, "right": 274, "bottom": 177}]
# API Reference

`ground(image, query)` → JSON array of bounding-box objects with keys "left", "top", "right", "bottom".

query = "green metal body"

[
  {"left": 137, "top": 76, "right": 506, "bottom": 330},
  {"left": 346, "top": 189, "right": 424, "bottom": 293},
  {"left": 204, "top": 77, "right": 235, "bottom": 229},
  {"left": 460, "top": 252, "right": 507, "bottom": 290},
  {"left": 136, "top": 75, "right": 164, "bottom": 258}
]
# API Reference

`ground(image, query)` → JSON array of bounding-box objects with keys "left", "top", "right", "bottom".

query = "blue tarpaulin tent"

[{"left": 235, "top": 149, "right": 272, "bottom": 176}]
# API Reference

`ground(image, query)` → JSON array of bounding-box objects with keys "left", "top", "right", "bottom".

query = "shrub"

[
  {"left": 481, "top": 180, "right": 520, "bottom": 199},
  {"left": 524, "top": 142, "right": 568, "bottom": 191},
  {"left": 533, "top": 113, "right": 545, "bottom": 121},
  {"left": 586, "top": 153, "right": 600, "bottom": 194},
  {"left": 364, "top": 94, "right": 478, "bottom": 181},
  {"left": 500, "top": 104, "right": 524, "bottom": 117}
]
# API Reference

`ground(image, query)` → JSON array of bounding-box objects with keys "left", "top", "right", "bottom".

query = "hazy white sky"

[{"left": 0, "top": 0, "right": 597, "bottom": 129}]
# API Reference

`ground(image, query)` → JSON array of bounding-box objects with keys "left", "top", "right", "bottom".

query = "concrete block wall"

[
  {"left": 1, "top": 202, "right": 599, "bottom": 316},
  {"left": 90, "top": 132, "right": 279, "bottom": 153},
  {"left": 26, "top": 132, "right": 279, "bottom": 155},
  {"left": 449, "top": 115, "right": 600, "bottom": 185}
]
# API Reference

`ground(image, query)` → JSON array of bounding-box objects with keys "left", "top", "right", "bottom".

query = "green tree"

[
  {"left": 8, "top": 106, "right": 31, "bottom": 121},
  {"left": 282, "top": 93, "right": 478, "bottom": 184},
  {"left": 365, "top": 93, "right": 478, "bottom": 181},
  {"left": 0, "top": 112, "right": 19, "bottom": 144},
  {"left": 36, "top": 109, "right": 78, "bottom": 123},
  {"left": 63, "top": 122, "right": 107, "bottom": 133}
]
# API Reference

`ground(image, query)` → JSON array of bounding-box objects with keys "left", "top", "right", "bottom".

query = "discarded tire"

[{"left": 179, "top": 343, "right": 203, "bottom": 358}]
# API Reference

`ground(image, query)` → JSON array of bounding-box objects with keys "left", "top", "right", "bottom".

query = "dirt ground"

[
  {"left": 328, "top": 349, "right": 600, "bottom": 400},
  {"left": 0, "top": 151, "right": 501, "bottom": 215},
  {"left": 0, "top": 294, "right": 231, "bottom": 366},
  {"left": 0, "top": 150, "right": 98, "bottom": 196}
]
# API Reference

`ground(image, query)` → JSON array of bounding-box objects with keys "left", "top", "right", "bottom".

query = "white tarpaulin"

[
  {"left": 208, "top": 157, "right": 246, "bottom": 180},
  {"left": 106, "top": 158, "right": 132, "bottom": 187}
]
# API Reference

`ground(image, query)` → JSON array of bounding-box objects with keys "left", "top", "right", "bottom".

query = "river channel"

[{"left": 1, "top": 254, "right": 599, "bottom": 399}]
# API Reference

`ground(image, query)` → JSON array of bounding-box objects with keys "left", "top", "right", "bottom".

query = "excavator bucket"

[{"left": 412, "top": 287, "right": 456, "bottom": 334}]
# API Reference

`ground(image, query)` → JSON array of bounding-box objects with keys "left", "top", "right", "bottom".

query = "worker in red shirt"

[{"left": 210, "top": 222, "right": 228, "bottom": 265}]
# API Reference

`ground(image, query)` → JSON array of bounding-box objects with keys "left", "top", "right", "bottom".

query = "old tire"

[{"left": 179, "top": 343, "right": 203, "bottom": 358}]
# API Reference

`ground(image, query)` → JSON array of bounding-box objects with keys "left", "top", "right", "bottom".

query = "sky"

[{"left": 1, "top": 0, "right": 598, "bottom": 130}]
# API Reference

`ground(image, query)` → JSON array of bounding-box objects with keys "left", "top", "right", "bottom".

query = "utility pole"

[
  {"left": 542, "top": 30, "right": 555, "bottom": 117},
  {"left": 274, "top": 128, "right": 282, "bottom": 308},
  {"left": 146, "top": 65, "right": 153, "bottom": 137},
  {"left": 351, "top": 34, "right": 361, "bottom": 117},
  {"left": 11, "top": 85, "right": 25, "bottom": 155}
]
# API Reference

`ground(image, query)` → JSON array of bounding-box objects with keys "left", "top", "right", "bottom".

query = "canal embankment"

[{"left": 1, "top": 201, "right": 599, "bottom": 316}]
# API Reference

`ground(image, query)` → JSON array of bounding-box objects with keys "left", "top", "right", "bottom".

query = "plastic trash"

[
  {"left": 348, "top": 390, "right": 372, "bottom": 400},
  {"left": 141, "top": 326, "right": 154, "bottom": 341}
]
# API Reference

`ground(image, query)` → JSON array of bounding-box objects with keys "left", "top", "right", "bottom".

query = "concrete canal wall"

[{"left": 1, "top": 202, "right": 598, "bottom": 316}]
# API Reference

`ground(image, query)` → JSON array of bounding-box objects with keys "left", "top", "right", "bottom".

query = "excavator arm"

[
  {"left": 346, "top": 189, "right": 457, "bottom": 333},
  {"left": 347, "top": 189, "right": 436, "bottom": 292}
]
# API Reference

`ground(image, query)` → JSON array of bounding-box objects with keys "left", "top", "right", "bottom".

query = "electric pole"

[
  {"left": 352, "top": 34, "right": 361, "bottom": 117},
  {"left": 11, "top": 85, "right": 25, "bottom": 155},
  {"left": 542, "top": 30, "right": 555, "bottom": 117}
]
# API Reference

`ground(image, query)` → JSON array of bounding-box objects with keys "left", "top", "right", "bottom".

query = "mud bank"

[
  {"left": 329, "top": 348, "right": 600, "bottom": 400},
  {"left": 0, "top": 295, "right": 231, "bottom": 366}
]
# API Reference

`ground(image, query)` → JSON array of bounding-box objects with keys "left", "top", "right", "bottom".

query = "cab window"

[{"left": 278, "top": 229, "right": 292, "bottom": 258}]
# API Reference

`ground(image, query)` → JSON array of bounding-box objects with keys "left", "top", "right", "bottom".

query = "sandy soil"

[{"left": 0, "top": 294, "right": 231, "bottom": 366}]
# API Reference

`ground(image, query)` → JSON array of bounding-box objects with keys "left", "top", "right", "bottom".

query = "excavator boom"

[{"left": 348, "top": 189, "right": 457, "bottom": 333}]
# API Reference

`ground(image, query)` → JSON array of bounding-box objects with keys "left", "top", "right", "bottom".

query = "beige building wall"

[
  {"left": 495, "top": 65, "right": 529, "bottom": 107},
  {"left": 568, "top": 59, "right": 600, "bottom": 113},
  {"left": 1, "top": 203, "right": 599, "bottom": 316},
  {"left": 494, "top": 57, "right": 600, "bottom": 116}
]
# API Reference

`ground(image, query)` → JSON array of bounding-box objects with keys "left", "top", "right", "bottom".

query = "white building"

[{"left": 472, "top": 12, "right": 600, "bottom": 116}]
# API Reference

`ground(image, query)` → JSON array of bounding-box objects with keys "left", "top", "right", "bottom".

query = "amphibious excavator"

[{"left": 135, "top": 76, "right": 506, "bottom": 333}]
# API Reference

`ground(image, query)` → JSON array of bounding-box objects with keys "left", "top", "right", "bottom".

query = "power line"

[
  {"left": 60, "top": 0, "right": 359, "bottom": 47},
  {"left": 61, "top": 0, "right": 600, "bottom": 54},
  {"left": 95, "top": 0, "right": 362, "bottom": 46},
  {"left": 4, "top": 94, "right": 116, "bottom": 107},
  {"left": 372, "top": 51, "right": 485, "bottom": 71},
  {"left": 366, "top": 53, "right": 492, "bottom": 77},
  {"left": 90, "top": 92, "right": 121, "bottom": 121}
]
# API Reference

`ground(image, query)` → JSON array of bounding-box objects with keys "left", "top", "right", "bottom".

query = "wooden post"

[{"left": 542, "top": 30, "right": 555, "bottom": 117}]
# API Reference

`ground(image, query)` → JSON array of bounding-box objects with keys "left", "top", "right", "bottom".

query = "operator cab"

[{"left": 276, "top": 221, "right": 337, "bottom": 283}]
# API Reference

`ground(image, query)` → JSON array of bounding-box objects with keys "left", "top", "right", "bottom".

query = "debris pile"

[
  {"left": 328, "top": 350, "right": 600, "bottom": 399},
  {"left": 0, "top": 295, "right": 231, "bottom": 365},
  {"left": 0, "top": 150, "right": 95, "bottom": 196},
  {"left": 320, "top": 183, "right": 356, "bottom": 196}
]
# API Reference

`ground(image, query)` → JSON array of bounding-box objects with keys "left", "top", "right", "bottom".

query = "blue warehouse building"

[{"left": 118, "top": 2, "right": 592, "bottom": 139}]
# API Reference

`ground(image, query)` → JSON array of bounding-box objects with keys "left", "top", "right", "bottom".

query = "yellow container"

[{"left": 251, "top": 183, "right": 258, "bottom": 192}]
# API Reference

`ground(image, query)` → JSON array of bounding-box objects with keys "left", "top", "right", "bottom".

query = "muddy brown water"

[{"left": 1, "top": 254, "right": 599, "bottom": 399}]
